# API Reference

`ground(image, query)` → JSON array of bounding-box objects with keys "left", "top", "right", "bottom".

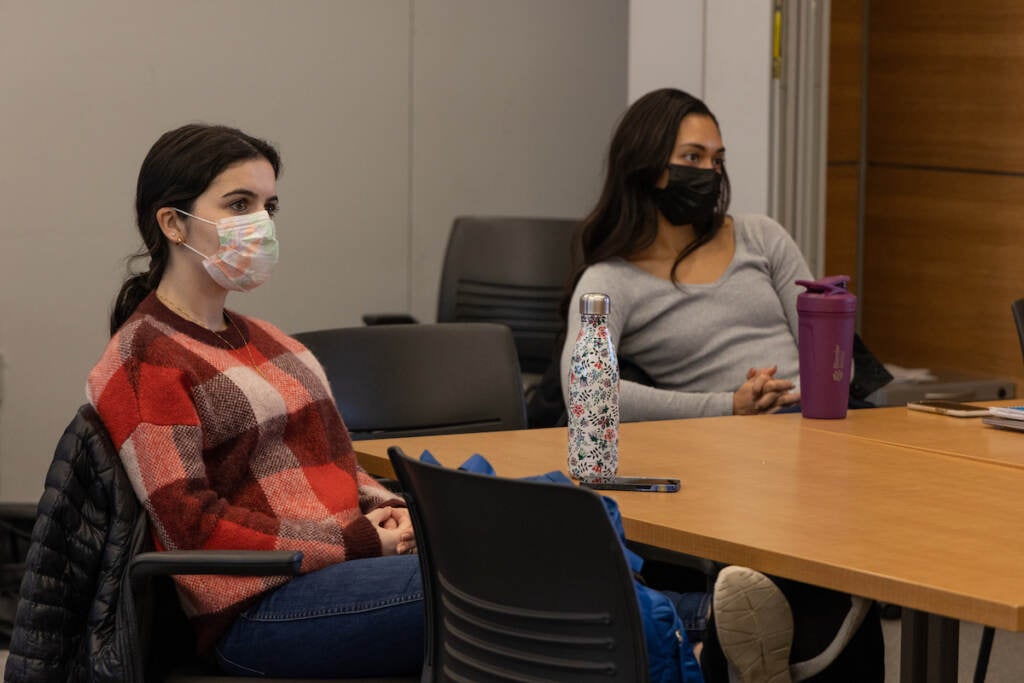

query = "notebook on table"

[
  {"left": 982, "top": 416, "right": 1024, "bottom": 432},
  {"left": 987, "top": 405, "right": 1024, "bottom": 420},
  {"left": 983, "top": 405, "right": 1024, "bottom": 432}
]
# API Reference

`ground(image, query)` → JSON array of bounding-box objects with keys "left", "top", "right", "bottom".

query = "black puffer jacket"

[{"left": 5, "top": 404, "right": 145, "bottom": 682}]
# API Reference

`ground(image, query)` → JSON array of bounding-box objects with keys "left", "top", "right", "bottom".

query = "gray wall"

[
  {"left": 629, "top": 0, "right": 774, "bottom": 217},
  {"left": 409, "top": 0, "right": 627, "bottom": 318},
  {"left": 0, "top": 0, "right": 627, "bottom": 501}
]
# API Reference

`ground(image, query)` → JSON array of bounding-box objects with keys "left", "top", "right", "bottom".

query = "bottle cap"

[
  {"left": 579, "top": 292, "right": 610, "bottom": 315},
  {"left": 795, "top": 275, "right": 857, "bottom": 314},
  {"left": 795, "top": 274, "right": 850, "bottom": 295}
]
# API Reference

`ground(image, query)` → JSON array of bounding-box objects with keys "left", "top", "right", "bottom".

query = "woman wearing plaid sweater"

[{"left": 87, "top": 124, "right": 423, "bottom": 678}]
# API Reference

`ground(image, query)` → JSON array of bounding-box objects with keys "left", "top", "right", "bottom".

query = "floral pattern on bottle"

[{"left": 567, "top": 312, "right": 620, "bottom": 482}]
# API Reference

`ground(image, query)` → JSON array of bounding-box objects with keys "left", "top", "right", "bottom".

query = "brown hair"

[
  {"left": 110, "top": 124, "right": 281, "bottom": 335},
  {"left": 563, "top": 88, "right": 730, "bottom": 316}
]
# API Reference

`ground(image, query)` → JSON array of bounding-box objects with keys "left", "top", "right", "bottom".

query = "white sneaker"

[{"left": 713, "top": 566, "right": 794, "bottom": 683}]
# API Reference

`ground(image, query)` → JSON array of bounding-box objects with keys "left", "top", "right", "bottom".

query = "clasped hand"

[
  {"left": 365, "top": 506, "right": 417, "bottom": 556},
  {"left": 732, "top": 365, "right": 800, "bottom": 415}
]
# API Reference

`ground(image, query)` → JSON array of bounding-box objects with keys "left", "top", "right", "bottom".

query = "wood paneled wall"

[
  {"left": 863, "top": 168, "right": 1024, "bottom": 376},
  {"left": 867, "top": 1, "right": 1024, "bottom": 174},
  {"left": 827, "top": 0, "right": 1024, "bottom": 383},
  {"left": 864, "top": 0, "right": 1024, "bottom": 380}
]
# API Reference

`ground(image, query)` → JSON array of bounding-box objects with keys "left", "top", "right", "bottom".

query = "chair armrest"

[
  {"left": 130, "top": 549, "right": 303, "bottom": 588},
  {"left": 361, "top": 313, "right": 419, "bottom": 325},
  {"left": 0, "top": 502, "right": 38, "bottom": 520},
  {"left": 368, "top": 472, "right": 403, "bottom": 493}
]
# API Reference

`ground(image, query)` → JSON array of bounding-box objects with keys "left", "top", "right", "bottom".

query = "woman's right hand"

[
  {"left": 733, "top": 366, "right": 797, "bottom": 415},
  {"left": 365, "top": 507, "right": 416, "bottom": 556}
]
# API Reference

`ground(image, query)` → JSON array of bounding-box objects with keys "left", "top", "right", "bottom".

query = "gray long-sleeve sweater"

[{"left": 561, "top": 214, "right": 813, "bottom": 422}]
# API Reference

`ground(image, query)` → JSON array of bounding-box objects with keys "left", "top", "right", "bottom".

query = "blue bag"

[{"left": 419, "top": 451, "right": 704, "bottom": 683}]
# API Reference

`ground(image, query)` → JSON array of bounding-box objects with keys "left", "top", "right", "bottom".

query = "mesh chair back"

[
  {"left": 437, "top": 216, "right": 577, "bottom": 374},
  {"left": 293, "top": 323, "right": 527, "bottom": 440},
  {"left": 388, "top": 447, "right": 649, "bottom": 682}
]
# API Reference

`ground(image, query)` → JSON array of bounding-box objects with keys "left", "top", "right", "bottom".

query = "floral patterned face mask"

[{"left": 175, "top": 209, "right": 279, "bottom": 292}]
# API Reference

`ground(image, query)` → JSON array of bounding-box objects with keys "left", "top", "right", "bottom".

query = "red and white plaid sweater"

[{"left": 87, "top": 293, "right": 401, "bottom": 651}]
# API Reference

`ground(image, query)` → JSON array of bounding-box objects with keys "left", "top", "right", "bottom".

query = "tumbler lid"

[
  {"left": 796, "top": 275, "right": 857, "bottom": 313},
  {"left": 579, "top": 292, "right": 611, "bottom": 315},
  {"left": 796, "top": 274, "right": 850, "bottom": 295}
]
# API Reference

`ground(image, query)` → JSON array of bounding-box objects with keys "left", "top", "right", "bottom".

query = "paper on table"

[{"left": 987, "top": 406, "right": 1024, "bottom": 421}]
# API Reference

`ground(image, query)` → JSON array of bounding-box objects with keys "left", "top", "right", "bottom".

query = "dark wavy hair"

[
  {"left": 110, "top": 124, "right": 281, "bottom": 335},
  {"left": 563, "top": 88, "right": 731, "bottom": 316}
]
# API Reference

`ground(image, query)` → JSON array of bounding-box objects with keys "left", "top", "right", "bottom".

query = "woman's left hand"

[
  {"left": 745, "top": 366, "right": 799, "bottom": 413},
  {"left": 374, "top": 506, "right": 417, "bottom": 555},
  {"left": 390, "top": 508, "right": 417, "bottom": 555},
  {"left": 765, "top": 389, "right": 801, "bottom": 412}
]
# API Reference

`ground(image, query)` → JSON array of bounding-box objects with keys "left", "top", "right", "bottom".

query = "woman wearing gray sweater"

[
  {"left": 561, "top": 89, "right": 884, "bottom": 683},
  {"left": 561, "top": 89, "right": 809, "bottom": 422}
]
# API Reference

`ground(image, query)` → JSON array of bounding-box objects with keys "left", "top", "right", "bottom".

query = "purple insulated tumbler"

[{"left": 795, "top": 275, "right": 857, "bottom": 419}]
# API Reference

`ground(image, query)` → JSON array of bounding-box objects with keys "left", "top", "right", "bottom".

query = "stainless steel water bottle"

[{"left": 567, "top": 293, "right": 620, "bottom": 481}]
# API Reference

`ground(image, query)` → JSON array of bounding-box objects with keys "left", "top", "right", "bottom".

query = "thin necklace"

[{"left": 156, "top": 291, "right": 267, "bottom": 379}]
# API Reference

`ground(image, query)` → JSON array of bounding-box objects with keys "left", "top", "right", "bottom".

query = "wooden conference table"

[{"left": 355, "top": 403, "right": 1024, "bottom": 682}]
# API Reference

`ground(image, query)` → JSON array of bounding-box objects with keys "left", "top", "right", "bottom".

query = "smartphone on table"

[
  {"left": 905, "top": 400, "right": 991, "bottom": 417},
  {"left": 579, "top": 477, "right": 681, "bottom": 493}
]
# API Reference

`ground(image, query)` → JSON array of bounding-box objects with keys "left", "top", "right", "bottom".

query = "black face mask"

[{"left": 653, "top": 165, "right": 722, "bottom": 227}]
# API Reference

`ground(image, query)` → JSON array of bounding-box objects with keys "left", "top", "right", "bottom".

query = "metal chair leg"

[{"left": 973, "top": 626, "right": 995, "bottom": 683}]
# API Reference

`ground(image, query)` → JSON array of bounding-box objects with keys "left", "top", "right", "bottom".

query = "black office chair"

[
  {"left": 387, "top": 446, "right": 649, "bottom": 681},
  {"left": 437, "top": 215, "right": 577, "bottom": 374},
  {"left": 292, "top": 323, "right": 527, "bottom": 440},
  {"left": 6, "top": 404, "right": 416, "bottom": 683},
  {"left": 364, "top": 215, "right": 578, "bottom": 377},
  {"left": 0, "top": 504, "right": 34, "bottom": 649},
  {"left": 1012, "top": 299, "right": 1024, "bottom": 365}
]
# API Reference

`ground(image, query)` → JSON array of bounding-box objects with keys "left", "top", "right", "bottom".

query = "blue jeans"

[
  {"left": 662, "top": 590, "right": 712, "bottom": 644},
  {"left": 216, "top": 554, "right": 424, "bottom": 678}
]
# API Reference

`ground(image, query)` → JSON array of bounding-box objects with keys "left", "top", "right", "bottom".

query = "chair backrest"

[
  {"left": 388, "top": 447, "right": 649, "bottom": 682},
  {"left": 1012, "top": 298, "right": 1024, "bottom": 365},
  {"left": 292, "top": 323, "right": 527, "bottom": 440},
  {"left": 437, "top": 216, "right": 577, "bottom": 374}
]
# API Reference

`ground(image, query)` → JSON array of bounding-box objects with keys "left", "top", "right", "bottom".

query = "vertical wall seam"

[
  {"left": 816, "top": 0, "right": 832, "bottom": 277},
  {"left": 855, "top": 0, "right": 869, "bottom": 332},
  {"left": 406, "top": 0, "right": 415, "bottom": 314},
  {"left": 624, "top": 0, "right": 631, "bottom": 106},
  {"left": 700, "top": 0, "right": 707, "bottom": 97},
  {"left": 700, "top": 0, "right": 708, "bottom": 97}
]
